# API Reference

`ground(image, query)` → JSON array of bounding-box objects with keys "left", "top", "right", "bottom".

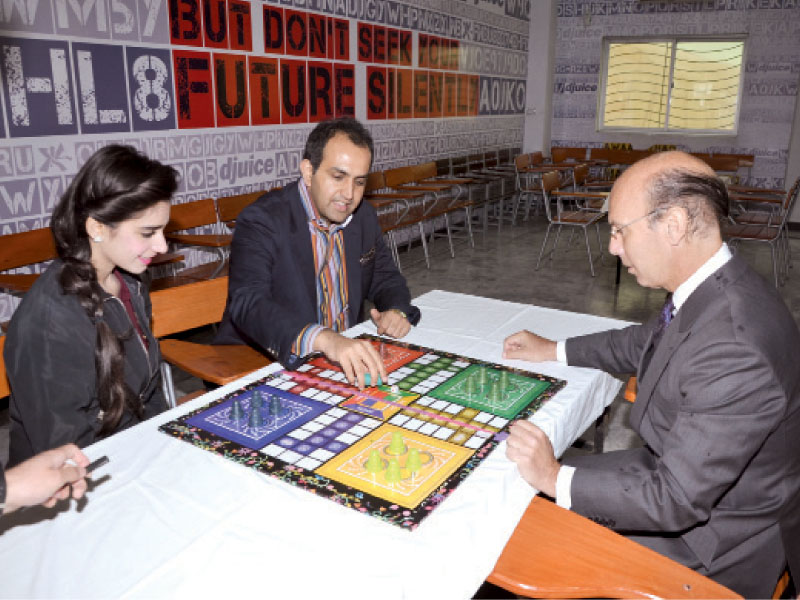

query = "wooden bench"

[
  {"left": 150, "top": 276, "right": 270, "bottom": 407},
  {"left": 153, "top": 198, "right": 233, "bottom": 290},
  {"left": 0, "top": 227, "right": 56, "bottom": 294}
]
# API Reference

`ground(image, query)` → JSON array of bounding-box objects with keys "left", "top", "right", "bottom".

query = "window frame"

[{"left": 597, "top": 35, "right": 748, "bottom": 136}]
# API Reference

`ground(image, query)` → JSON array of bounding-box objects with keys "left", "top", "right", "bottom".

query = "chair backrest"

[
  {"left": 701, "top": 155, "right": 740, "bottom": 173},
  {"left": 498, "top": 148, "right": 511, "bottom": 164},
  {"left": 484, "top": 151, "right": 498, "bottom": 169},
  {"left": 786, "top": 177, "right": 800, "bottom": 210},
  {"left": 150, "top": 276, "right": 229, "bottom": 338},
  {"left": 383, "top": 164, "right": 416, "bottom": 188},
  {"left": 164, "top": 198, "right": 219, "bottom": 233},
  {"left": 541, "top": 170, "right": 561, "bottom": 194},
  {"left": 468, "top": 153, "right": 484, "bottom": 171},
  {"left": 415, "top": 161, "right": 438, "bottom": 181},
  {"left": 450, "top": 155, "right": 469, "bottom": 177},
  {"left": 572, "top": 164, "right": 589, "bottom": 188},
  {"left": 217, "top": 192, "right": 262, "bottom": 223},
  {"left": 0, "top": 227, "right": 57, "bottom": 272},
  {"left": 712, "top": 152, "right": 755, "bottom": 168},
  {"left": 514, "top": 153, "right": 530, "bottom": 171},
  {"left": 540, "top": 171, "right": 562, "bottom": 222},
  {"left": 777, "top": 177, "right": 800, "bottom": 227},
  {"left": 529, "top": 151, "right": 544, "bottom": 165},
  {"left": 366, "top": 171, "right": 386, "bottom": 193},
  {"left": 590, "top": 147, "right": 650, "bottom": 165},
  {"left": 552, "top": 147, "right": 587, "bottom": 163},
  {"left": 435, "top": 158, "right": 451, "bottom": 176},
  {"left": 0, "top": 336, "right": 9, "bottom": 399}
]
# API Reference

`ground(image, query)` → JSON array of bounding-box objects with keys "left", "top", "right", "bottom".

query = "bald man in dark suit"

[{"left": 503, "top": 152, "right": 800, "bottom": 597}]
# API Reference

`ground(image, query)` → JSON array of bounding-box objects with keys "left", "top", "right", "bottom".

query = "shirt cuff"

[
  {"left": 292, "top": 324, "right": 326, "bottom": 357},
  {"left": 555, "top": 465, "right": 575, "bottom": 509},
  {"left": 556, "top": 340, "right": 568, "bottom": 364}
]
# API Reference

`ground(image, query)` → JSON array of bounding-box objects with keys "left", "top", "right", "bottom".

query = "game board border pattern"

[{"left": 159, "top": 336, "right": 566, "bottom": 531}]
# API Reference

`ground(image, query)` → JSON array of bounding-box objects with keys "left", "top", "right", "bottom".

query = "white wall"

[{"left": 522, "top": 0, "right": 556, "bottom": 153}]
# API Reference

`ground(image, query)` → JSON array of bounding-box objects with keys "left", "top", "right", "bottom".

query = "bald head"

[
  {"left": 607, "top": 151, "right": 728, "bottom": 291},
  {"left": 613, "top": 151, "right": 729, "bottom": 237},
  {"left": 619, "top": 151, "right": 717, "bottom": 184}
]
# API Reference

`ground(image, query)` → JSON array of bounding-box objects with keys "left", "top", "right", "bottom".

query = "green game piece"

[
  {"left": 488, "top": 381, "right": 502, "bottom": 402},
  {"left": 365, "top": 450, "right": 383, "bottom": 474},
  {"left": 464, "top": 375, "right": 477, "bottom": 397},
  {"left": 500, "top": 371, "right": 510, "bottom": 389},
  {"left": 406, "top": 448, "right": 422, "bottom": 474},
  {"left": 388, "top": 431, "right": 406, "bottom": 455},
  {"left": 385, "top": 458, "right": 402, "bottom": 483},
  {"left": 250, "top": 390, "right": 263, "bottom": 409}
]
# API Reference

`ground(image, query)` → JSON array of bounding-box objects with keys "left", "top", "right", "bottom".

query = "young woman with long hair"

[{"left": 5, "top": 145, "right": 178, "bottom": 465}]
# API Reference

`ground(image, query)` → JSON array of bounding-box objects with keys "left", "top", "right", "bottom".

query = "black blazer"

[
  {"left": 5, "top": 261, "right": 165, "bottom": 466},
  {"left": 214, "top": 181, "right": 420, "bottom": 369}
]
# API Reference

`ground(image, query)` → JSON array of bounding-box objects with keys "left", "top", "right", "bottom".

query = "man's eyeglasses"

[{"left": 609, "top": 209, "right": 662, "bottom": 238}]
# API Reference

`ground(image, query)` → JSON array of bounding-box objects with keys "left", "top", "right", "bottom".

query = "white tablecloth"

[{"left": 0, "top": 290, "right": 631, "bottom": 599}]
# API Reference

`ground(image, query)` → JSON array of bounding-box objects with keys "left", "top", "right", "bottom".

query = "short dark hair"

[
  {"left": 303, "top": 118, "right": 374, "bottom": 171},
  {"left": 647, "top": 169, "right": 730, "bottom": 236}
]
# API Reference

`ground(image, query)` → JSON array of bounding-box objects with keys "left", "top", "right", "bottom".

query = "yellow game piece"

[
  {"left": 385, "top": 458, "right": 402, "bottom": 483},
  {"left": 405, "top": 448, "right": 422, "bottom": 474},
  {"left": 365, "top": 450, "right": 383, "bottom": 474},
  {"left": 387, "top": 431, "right": 406, "bottom": 455}
]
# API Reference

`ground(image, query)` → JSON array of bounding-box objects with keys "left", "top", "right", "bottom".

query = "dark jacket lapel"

[
  {"left": 630, "top": 256, "right": 745, "bottom": 431},
  {"left": 286, "top": 181, "right": 318, "bottom": 310},
  {"left": 342, "top": 206, "right": 364, "bottom": 326}
]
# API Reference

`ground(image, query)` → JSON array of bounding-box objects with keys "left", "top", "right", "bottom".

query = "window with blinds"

[{"left": 599, "top": 38, "right": 745, "bottom": 134}]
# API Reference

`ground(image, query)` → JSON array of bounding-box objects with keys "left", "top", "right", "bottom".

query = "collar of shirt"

[
  {"left": 671, "top": 242, "right": 733, "bottom": 314},
  {"left": 297, "top": 178, "right": 353, "bottom": 232}
]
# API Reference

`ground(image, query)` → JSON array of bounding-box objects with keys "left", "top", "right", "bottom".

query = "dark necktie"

[{"left": 641, "top": 295, "right": 675, "bottom": 377}]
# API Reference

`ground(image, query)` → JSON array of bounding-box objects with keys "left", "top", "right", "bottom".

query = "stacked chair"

[{"left": 723, "top": 178, "right": 799, "bottom": 286}]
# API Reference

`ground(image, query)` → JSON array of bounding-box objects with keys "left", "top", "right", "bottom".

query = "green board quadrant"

[{"left": 427, "top": 364, "right": 551, "bottom": 419}]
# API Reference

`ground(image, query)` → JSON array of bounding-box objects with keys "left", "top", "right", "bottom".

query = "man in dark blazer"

[
  {"left": 502, "top": 152, "right": 800, "bottom": 597},
  {"left": 215, "top": 118, "right": 420, "bottom": 386}
]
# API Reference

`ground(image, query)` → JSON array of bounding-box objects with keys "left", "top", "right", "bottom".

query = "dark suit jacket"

[
  {"left": 214, "top": 181, "right": 420, "bottom": 369},
  {"left": 564, "top": 255, "right": 800, "bottom": 597}
]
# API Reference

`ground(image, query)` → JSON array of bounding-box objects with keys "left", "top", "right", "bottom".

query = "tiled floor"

[{"left": 2, "top": 211, "right": 799, "bottom": 466}]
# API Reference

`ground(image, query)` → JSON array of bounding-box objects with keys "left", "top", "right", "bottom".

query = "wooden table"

[{"left": 488, "top": 496, "right": 741, "bottom": 599}]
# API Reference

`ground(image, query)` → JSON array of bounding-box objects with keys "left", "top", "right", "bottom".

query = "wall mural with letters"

[
  {"left": 0, "top": 0, "right": 529, "bottom": 321},
  {"left": 552, "top": 0, "right": 800, "bottom": 189}
]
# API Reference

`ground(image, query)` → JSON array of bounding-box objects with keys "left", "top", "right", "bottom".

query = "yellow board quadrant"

[{"left": 316, "top": 423, "right": 475, "bottom": 509}]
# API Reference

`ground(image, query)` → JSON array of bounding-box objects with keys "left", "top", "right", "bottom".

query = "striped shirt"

[{"left": 292, "top": 178, "right": 353, "bottom": 357}]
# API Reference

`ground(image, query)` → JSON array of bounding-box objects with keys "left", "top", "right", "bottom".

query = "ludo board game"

[{"left": 160, "top": 335, "right": 565, "bottom": 530}]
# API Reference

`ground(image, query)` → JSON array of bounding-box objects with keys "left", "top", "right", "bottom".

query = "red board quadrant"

[{"left": 159, "top": 335, "right": 565, "bottom": 530}]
